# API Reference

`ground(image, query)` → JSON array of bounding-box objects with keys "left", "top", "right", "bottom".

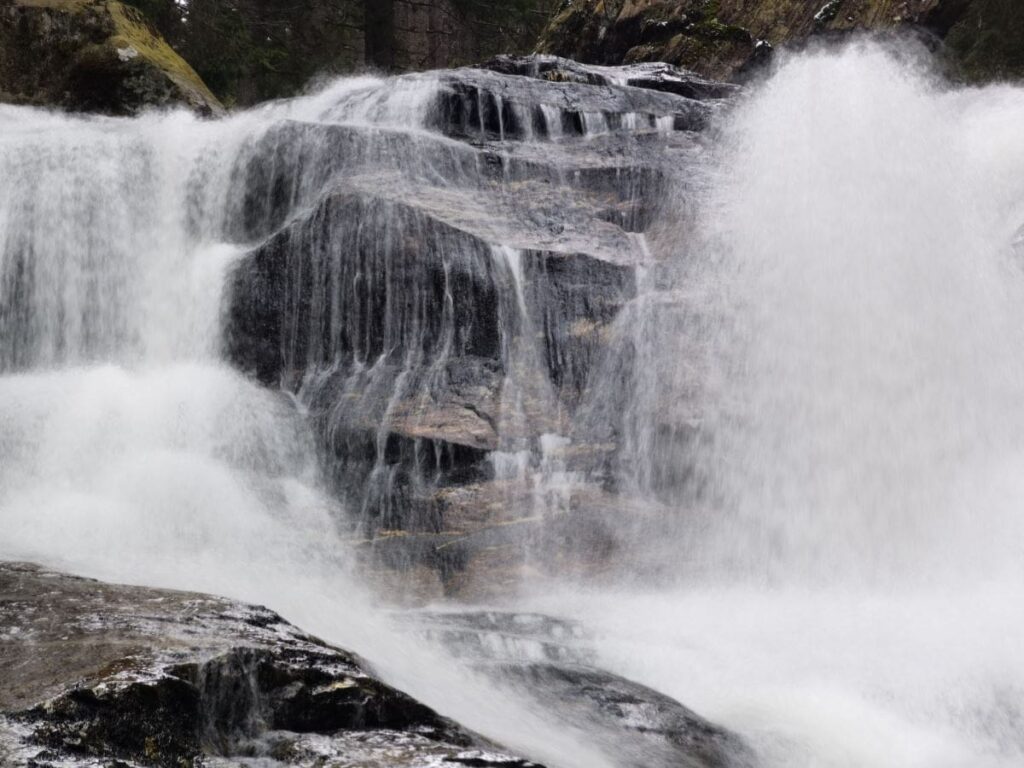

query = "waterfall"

[
  {"left": 1, "top": 42, "right": 1023, "bottom": 768},
  {"left": 0, "top": 62, "right": 691, "bottom": 768},
  {"left": 698, "top": 46, "right": 1024, "bottom": 587},
  {"left": 555, "top": 44, "right": 1024, "bottom": 768}
]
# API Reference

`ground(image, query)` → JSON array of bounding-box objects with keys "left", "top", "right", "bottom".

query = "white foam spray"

[{"left": 537, "top": 43, "right": 1024, "bottom": 768}]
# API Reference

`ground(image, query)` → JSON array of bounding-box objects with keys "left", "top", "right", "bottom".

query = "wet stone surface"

[
  {"left": 222, "top": 56, "right": 726, "bottom": 597},
  {"left": 0, "top": 562, "right": 536, "bottom": 768},
  {"left": 0, "top": 561, "right": 755, "bottom": 768},
  {"left": 403, "top": 610, "right": 756, "bottom": 768}
]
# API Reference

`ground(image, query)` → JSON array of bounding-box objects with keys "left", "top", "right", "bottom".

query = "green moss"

[
  {"left": 621, "top": 42, "right": 660, "bottom": 63},
  {"left": 690, "top": 16, "right": 751, "bottom": 43},
  {"left": 1, "top": 0, "right": 221, "bottom": 113},
  {"left": 106, "top": 1, "right": 220, "bottom": 107}
]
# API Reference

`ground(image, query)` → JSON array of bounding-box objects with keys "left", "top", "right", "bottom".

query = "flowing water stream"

[{"left": 1, "top": 43, "right": 1023, "bottom": 768}]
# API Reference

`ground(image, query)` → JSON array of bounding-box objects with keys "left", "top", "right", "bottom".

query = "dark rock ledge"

[{"left": 0, "top": 562, "right": 535, "bottom": 768}]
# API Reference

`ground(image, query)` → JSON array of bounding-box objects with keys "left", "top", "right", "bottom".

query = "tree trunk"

[{"left": 365, "top": 0, "right": 395, "bottom": 69}]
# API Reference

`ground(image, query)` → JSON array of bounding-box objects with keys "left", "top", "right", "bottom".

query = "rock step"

[
  {"left": 428, "top": 66, "right": 713, "bottom": 142},
  {"left": 229, "top": 118, "right": 695, "bottom": 244},
  {"left": 225, "top": 182, "right": 637, "bottom": 533}
]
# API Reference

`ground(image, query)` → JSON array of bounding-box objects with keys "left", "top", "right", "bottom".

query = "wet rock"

[
  {"left": 498, "top": 663, "right": 753, "bottom": 768},
  {"left": 352, "top": 474, "right": 684, "bottom": 603},
  {"left": 429, "top": 65, "right": 713, "bottom": 140},
  {"left": 573, "top": 290, "right": 711, "bottom": 506},
  {"left": 0, "top": 561, "right": 534, "bottom": 768},
  {"left": 226, "top": 118, "right": 696, "bottom": 248},
  {"left": 404, "top": 610, "right": 755, "bottom": 768},
  {"left": 227, "top": 184, "right": 638, "bottom": 397},
  {"left": 222, "top": 60, "right": 723, "bottom": 591},
  {"left": 520, "top": 248, "right": 637, "bottom": 407},
  {"left": 225, "top": 167, "right": 642, "bottom": 535},
  {"left": 226, "top": 121, "right": 485, "bottom": 244},
  {"left": 226, "top": 189, "right": 512, "bottom": 389},
  {"left": 483, "top": 55, "right": 739, "bottom": 101},
  {"left": 412, "top": 611, "right": 594, "bottom": 665},
  {"left": 0, "top": 0, "right": 222, "bottom": 115}
]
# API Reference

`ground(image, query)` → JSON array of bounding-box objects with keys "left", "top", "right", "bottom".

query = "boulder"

[
  {"left": 222, "top": 60, "right": 719, "bottom": 593},
  {"left": 0, "top": 0, "right": 222, "bottom": 115},
  {"left": 406, "top": 610, "right": 756, "bottom": 768},
  {"left": 0, "top": 562, "right": 536, "bottom": 767}
]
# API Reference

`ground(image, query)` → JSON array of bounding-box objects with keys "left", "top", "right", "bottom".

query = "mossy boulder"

[
  {"left": 0, "top": 0, "right": 222, "bottom": 114},
  {"left": 537, "top": 1, "right": 1024, "bottom": 84}
]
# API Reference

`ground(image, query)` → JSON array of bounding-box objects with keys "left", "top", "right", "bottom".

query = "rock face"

[
  {"left": 537, "top": 0, "right": 1024, "bottom": 84},
  {"left": 223, "top": 57, "right": 721, "bottom": 599},
  {"left": 0, "top": 562, "right": 535, "bottom": 767},
  {"left": 0, "top": 0, "right": 222, "bottom": 114}
]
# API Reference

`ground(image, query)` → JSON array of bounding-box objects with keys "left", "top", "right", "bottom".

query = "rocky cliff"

[
  {"left": 537, "top": 0, "right": 1024, "bottom": 83},
  {"left": 0, "top": 0, "right": 222, "bottom": 114}
]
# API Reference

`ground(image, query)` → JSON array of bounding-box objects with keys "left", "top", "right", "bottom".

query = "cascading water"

[
  {"left": 697, "top": 47, "right": 1024, "bottom": 588},
  {"left": 0, "top": 76, "right": 637, "bottom": 768},
  {"left": 1, "top": 39, "right": 1023, "bottom": 768},
  {"left": 552, "top": 43, "right": 1024, "bottom": 767}
]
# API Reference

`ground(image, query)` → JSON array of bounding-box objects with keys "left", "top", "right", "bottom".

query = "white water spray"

[
  {"left": 697, "top": 45, "right": 1024, "bottom": 588},
  {"left": 547, "top": 44, "right": 1024, "bottom": 768}
]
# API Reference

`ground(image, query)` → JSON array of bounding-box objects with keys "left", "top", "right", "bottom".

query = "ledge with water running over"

[{"left": 0, "top": 562, "right": 753, "bottom": 768}]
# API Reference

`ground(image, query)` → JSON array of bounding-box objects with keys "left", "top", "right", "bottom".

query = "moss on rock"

[
  {"left": 0, "top": 0, "right": 222, "bottom": 115},
  {"left": 536, "top": 1, "right": 1024, "bottom": 83}
]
